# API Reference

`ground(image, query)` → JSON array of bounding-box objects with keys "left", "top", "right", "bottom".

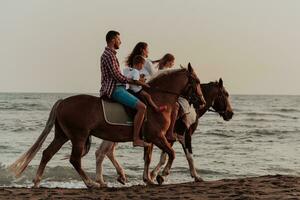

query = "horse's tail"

[{"left": 9, "top": 99, "right": 63, "bottom": 177}]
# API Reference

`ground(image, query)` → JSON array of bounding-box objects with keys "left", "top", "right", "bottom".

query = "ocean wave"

[
  {"left": 11, "top": 126, "right": 39, "bottom": 132},
  {"left": 241, "top": 112, "right": 298, "bottom": 119},
  {"left": 0, "top": 164, "right": 167, "bottom": 188},
  {"left": 0, "top": 164, "right": 98, "bottom": 187},
  {"left": 0, "top": 103, "right": 50, "bottom": 111},
  {"left": 22, "top": 96, "right": 40, "bottom": 100},
  {"left": 273, "top": 108, "right": 300, "bottom": 113},
  {"left": 204, "top": 129, "right": 236, "bottom": 138},
  {"left": 244, "top": 118, "right": 276, "bottom": 122},
  {"left": 246, "top": 128, "right": 296, "bottom": 136},
  {"left": 198, "top": 169, "right": 228, "bottom": 176}
]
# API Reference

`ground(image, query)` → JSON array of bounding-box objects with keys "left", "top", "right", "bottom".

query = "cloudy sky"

[{"left": 0, "top": 0, "right": 299, "bottom": 95}]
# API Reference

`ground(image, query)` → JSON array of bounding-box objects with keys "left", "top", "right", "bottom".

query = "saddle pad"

[{"left": 102, "top": 99, "right": 133, "bottom": 126}]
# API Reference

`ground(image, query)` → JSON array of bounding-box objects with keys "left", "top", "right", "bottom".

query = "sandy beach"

[{"left": 1, "top": 175, "right": 299, "bottom": 200}]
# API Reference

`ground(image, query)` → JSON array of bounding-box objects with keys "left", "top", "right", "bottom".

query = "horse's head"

[
  {"left": 211, "top": 78, "right": 234, "bottom": 121},
  {"left": 182, "top": 63, "right": 206, "bottom": 109}
]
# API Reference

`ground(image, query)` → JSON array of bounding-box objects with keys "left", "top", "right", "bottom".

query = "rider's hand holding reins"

[{"left": 128, "top": 79, "right": 150, "bottom": 88}]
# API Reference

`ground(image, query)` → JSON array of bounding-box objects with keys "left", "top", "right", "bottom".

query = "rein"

[
  {"left": 207, "top": 88, "right": 227, "bottom": 115},
  {"left": 147, "top": 72, "right": 197, "bottom": 98},
  {"left": 208, "top": 108, "right": 225, "bottom": 114}
]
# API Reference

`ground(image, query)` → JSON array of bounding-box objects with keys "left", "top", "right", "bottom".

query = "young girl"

[
  {"left": 123, "top": 55, "right": 167, "bottom": 112},
  {"left": 155, "top": 53, "right": 175, "bottom": 70},
  {"left": 154, "top": 53, "right": 177, "bottom": 141}
]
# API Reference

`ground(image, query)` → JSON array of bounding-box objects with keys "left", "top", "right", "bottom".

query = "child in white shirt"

[{"left": 123, "top": 55, "right": 167, "bottom": 112}]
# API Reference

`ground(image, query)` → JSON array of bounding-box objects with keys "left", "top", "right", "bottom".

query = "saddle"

[{"left": 101, "top": 97, "right": 135, "bottom": 126}]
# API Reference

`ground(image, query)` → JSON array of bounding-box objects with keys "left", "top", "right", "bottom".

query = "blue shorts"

[{"left": 111, "top": 86, "right": 139, "bottom": 109}]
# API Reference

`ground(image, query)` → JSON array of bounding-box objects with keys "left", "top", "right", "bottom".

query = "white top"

[
  {"left": 123, "top": 67, "right": 142, "bottom": 93},
  {"left": 139, "top": 58, "right": 157, "bottom": 82}
]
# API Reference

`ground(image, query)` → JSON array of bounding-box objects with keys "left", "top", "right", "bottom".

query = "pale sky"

[{"left": 0, "top": 0, "right": 299, "bottom": 95}]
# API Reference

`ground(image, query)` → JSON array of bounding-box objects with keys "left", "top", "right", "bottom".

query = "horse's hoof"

[
  {"left": 117, "top": 175, "right": 127, "bottom": 185},
  {"left": 194, "top": 176, "right": 204, "bottom": 182},
  {"left": 147, "top": 179, "right": 156, "bottom": 185},
  {"left": 32, "top": 179, "right": 40, "bottom": 188},
  {"left": 150, "top": 171, "right": 157, "bottom": 181},
  {"left": 156, "top": 175, "right": 164, "bottom": 185},
  {"left": 96, "top": 180, "right": 107, "bottom": 187},
  {"left": 100, "top": 182, "right": 108, "bottom": 187},
  {"left": 87, "top": 181, "right": 101, "bottom": 189},
  {"left": 143, "top": 177, "right": 156, "bottom": 185}
]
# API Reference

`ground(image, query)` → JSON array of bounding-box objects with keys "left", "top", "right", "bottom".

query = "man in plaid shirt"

[{"left": 100, "top": 30, "right": 150, "bottom": 147}]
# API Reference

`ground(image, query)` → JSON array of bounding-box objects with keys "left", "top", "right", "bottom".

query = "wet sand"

[{"left": 1, "top": 175, "right": 300, "bottom": 200}]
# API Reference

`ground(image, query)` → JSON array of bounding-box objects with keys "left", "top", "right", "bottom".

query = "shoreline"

[{"left": 1, "top": 175, "right": 300, "bottom": 199}]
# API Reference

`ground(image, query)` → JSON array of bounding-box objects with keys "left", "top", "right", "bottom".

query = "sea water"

[{"left": 0, "top": 93, "right": 299, "bottom": 188}]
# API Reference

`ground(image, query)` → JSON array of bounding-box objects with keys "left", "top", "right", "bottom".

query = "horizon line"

[{"left": 0, "top": 91, "right": 299, "bottom": 96}]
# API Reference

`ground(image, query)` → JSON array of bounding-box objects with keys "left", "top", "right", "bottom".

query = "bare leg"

[
  {"left": 106, "top": 143, "right": 127, "bottom": 185},
  {"left": 166, "top": 103, "right": 179, "bottom": 141},
  {"left": 33, "top": 135, "right": 68, "bottom": 187},
  {"left": 95, "top": 140, "right": 114, "bottom": 186},
  {"left": 140, "top": 91, "right": 163, "bottom": 112},
  {"left": 133, "top": 101, "right": 149, "bottom": 147},
  {"left": 142, "top": 144, "right": 155, "bottom": 184},
  {"left": 70, "top": 138, "right": 99, "bottom": 188},
  {"left": 150, "top": 152, "right": 168, "bottom": 181}
]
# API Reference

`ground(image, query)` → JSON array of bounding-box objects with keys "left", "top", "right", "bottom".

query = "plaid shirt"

[{"left": 100, "top": 47, "right": 128, "bottom": 98}]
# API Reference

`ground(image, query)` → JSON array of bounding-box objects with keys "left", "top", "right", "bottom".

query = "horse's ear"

[
  {"left": 188, "top": 63, "right": 193, "bottom": 73},
  {"left": 180, "top": 64, "right": 184, "bottom": 69},
  {"left": 218, "top": 78, "right": 223, "bottom": 88}
]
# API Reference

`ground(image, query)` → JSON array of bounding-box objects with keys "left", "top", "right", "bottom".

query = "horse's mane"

[
  {"left": 147, "top": 68, "right": 186, "bottom": 83},
  {"left": 209, "top": 81, "right": 219, "bottom": 85},
  {"left": 201, "top": 81, "right": 218, "bottom": 87},
  {"left": 200, "top": 81, "right": 219, "bottom": 95}
]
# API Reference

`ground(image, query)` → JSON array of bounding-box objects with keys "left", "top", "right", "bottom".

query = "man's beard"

[{"left": 114, "top": 44, "right": 119, "bottom": 49}]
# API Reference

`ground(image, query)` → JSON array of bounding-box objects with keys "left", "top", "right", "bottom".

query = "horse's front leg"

[
  {"left": 143, "top": 144, "right": 155, "bottom": 184},
  {"left": 106, "top": 143, "right": 127, "bottom": 185},
  {"left": 150, "top": 151, "right": 168, "bottom": 181},
  {"left": 179, "top": 131, "right": 203, "bottom": 182},
  {"left": 182, "top": 145, "right": 202, "bottom": 182},
  {"left": 95, "top": 140, "right": 115, "bottom": 187},
  {"left": 154, "top": 136, "right": 176, "bottom": 185}
]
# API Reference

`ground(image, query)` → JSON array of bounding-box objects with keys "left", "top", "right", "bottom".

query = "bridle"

[
  {"left": 208, "top": 86, "right": 228, "bottom": 115},
  {"left": 181, "top": 72, "right": 203, "bottom": 106},
  {"left": 148, "top": 71, "right": 203, "bottom": 108}
]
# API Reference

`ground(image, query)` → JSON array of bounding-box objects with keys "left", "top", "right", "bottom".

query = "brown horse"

[
  {"left": 9, "top": 64, "right": 205, "bottom": 188},
  {"left": 151, "top": 78, "right": 233, "bottom": 185},
  {"left": 94, "top": 78, "right": 233, "bottom": 186}
]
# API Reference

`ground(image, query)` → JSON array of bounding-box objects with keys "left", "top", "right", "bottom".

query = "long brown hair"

[
  {"left": 154, "top": 53, "right": 175, "bottom": 70},
  {"left": 126, "top": 42, "right": 148, "bottom": 67}
]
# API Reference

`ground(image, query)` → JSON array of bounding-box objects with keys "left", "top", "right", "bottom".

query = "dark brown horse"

[
  {"left": 94, "top": 78, "right": 233, "bottom": 186},
  {"left": 9, "top": 64, "right": 205, "bottom": 188}
]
